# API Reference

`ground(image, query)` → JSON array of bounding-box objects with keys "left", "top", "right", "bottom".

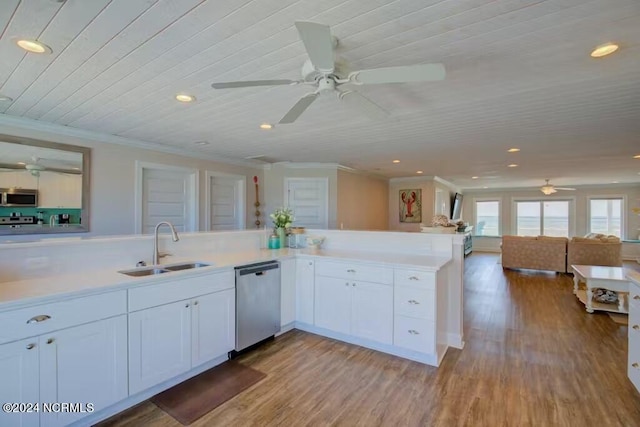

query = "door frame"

[
  {"left": 134, "top": 161, "right": 199, "bottom": 234},
  {"left": 204, "top": 170, "right": 246, "bottom": 230},
  {"left": 284, "top": 177, "right": 329, "bottom": 229}
]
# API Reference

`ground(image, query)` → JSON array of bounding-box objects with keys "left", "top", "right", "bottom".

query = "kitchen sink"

[
  {"left": 164, "top": 262, "right": 211, "bottom": 271},
  {"left": 118, "top": 267, "right": 170, "bottom": 277}
]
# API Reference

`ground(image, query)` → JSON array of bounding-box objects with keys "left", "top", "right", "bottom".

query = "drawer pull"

[
  {"left": 635, "top": 295, "right": 640, "bottom": 301},
  {"left": 26, "top": 314, "right": 51, "bottom": 324},
  {"left": 345, "top": 282, "right": 349, "bottom": 287},
  {"left": 408, "top": 330, "right": 420, "bottom": 335},
  {"left": 26, "top": 343, "right": 36, "bottom": 350},
  {"left": 185, "top": 303, "right": 190, "bottom": 308},
  {"left": 347, "top": 269, "right": 356, "bottom": 273},
  {"left": 633, "top": 362, "right": 639, "bottom": 369},
  {"left": 194, "top": 301, "right": 199, "bottom": 306},
  {"left": 47, "top": 338, "right": 55, "bottom": 345},
  {"left": 408, "top": 299, "right": 420, "bottom": 305},
  {"left": 409, "top": 276, "right": 419, "bottom": 281},
  {"left": 633, "top": 325, "right": 640, "bottom": 330}
]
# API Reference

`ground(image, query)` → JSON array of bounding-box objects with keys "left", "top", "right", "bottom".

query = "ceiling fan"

[
  {"left": 211, "top": 21, "right": 446, "bottom": 124},
  {"left": 540, "top": 179, "right": 575, "bottom": 195},
  {"left": 0, "top": 157, "right": 81, "bottom": 177}
]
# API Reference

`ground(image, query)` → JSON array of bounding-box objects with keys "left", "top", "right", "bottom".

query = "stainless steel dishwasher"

[{"left": 234, "top": 260, "right": 281, "bottom": 353}]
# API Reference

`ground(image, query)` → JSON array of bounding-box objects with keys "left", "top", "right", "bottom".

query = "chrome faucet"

[{"left": 153, "top": 221, "right": 180, "bottom": 265}]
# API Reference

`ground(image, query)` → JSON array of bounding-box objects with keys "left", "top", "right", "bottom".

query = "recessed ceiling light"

[
  {"left": 507, "top": 148, "right": 520, "bottom": 153},
  {"left": 259, "top": 123, "right": 273, "bottom": 130},
  {"left": 175, "top": 94, "right": 196, "bottom": 103},
  {"left": 392, "top": 160, "right": 400, "bottom": 164},
  {"left": 0, "top": 94, "right": 12, "bottom": 102},
  {"left": 17, "top": 162, "right": 25, "bottom": 165},
  {"left": 507, "top": 164, "right": 518, "bottom": 168},
  {"left": 15, "top": 39, "right": 52, "bottom": 54},
  {"left": 590, "top": 43, "right": 619, "bottom": 58},
  {"left": 634, "top": 154, "right": 640, "bottom": 159},
  {"left": 612, "top": 181, "right": 619, "bottom": 183},
  {"left": 194, "top": 141, "right": 209, "bottom": 146},
  {"left": 483, "top": 186, "right": 488, "bottom": 189},
  {"left": 472, "top": 176, "right": 479, "bottom": 179},
  {"left": 416, "top": 170, "right": 423, "bottom": 174},
  {"left": 71, "top": 167, "right": 80, "bottom": 170}
]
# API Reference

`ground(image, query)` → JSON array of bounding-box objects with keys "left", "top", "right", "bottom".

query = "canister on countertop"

[{"left": 289, "top": 227, "right": 306, "bottom": 248}]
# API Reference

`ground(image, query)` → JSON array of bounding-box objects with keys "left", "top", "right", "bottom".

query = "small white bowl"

[{"left": 306, "top": 235, "right": 325, "bottom": 248}]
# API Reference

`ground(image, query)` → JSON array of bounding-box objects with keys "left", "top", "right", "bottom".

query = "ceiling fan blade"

[
  {"left": 295, "top": 21, "right": 334, "bottom": 73},
  {"left": 350, "top": 63, "right": 446, "bottom": 85},
  {"left": 555, "top": 187, "right": 576, "bottom": 191},
  {"left": 338, "top": 90, "right": 389, "bottom": 120},
  {"left": 279, "top": 93, "right": 319, "bottom": 124},
  {"left": 0, "top": 163, "right": 23, "bottom": 170},
  {"left": 212, "top": 79, "right": 300, "bottom": 89}
]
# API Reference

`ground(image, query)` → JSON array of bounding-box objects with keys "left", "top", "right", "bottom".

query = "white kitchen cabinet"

[
  {"left": 191, "top": 288, "right": 235, "bottom": 367},
  {"left": 0, "top": 170, "right": 38, "bottom": 190},
  {"left": 314, "top": 275, "right": 393, "bottom": 345},
  {"left": 0, "top": 338, "right": 39, "bottom": 427},
  {"left": 629, "top": 282, "right": 640, "bottom": 393},
  {"left": 128, "top": 300, "right": 192, "bottom": 395},
  {"left": 40, "top": 315, "right": 128, "bottom": 427},
  {"left": 351, "top": 281, "right": 393, "bottom": 345},
  {"left": 295, "top": 258, "right": 315, "bottom": 325},
  {"left": 37, "top": 173, "right": 81, "bottom": 208},
  {"left": 280, "top": 258, "right": 296, "bottom": 330},
  {"left": 314, "top": 276, "right": 351, "bottom": 335},
  {"left": 0, "top": 315, "right": 127, "bottom": 427}
]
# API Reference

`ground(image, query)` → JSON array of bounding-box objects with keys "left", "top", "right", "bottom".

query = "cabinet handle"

[
  {"left": 26, "top": 343, "right": 36, "bottom": 350},
  {"left": 408, "top": 330, "right": 420, "bottom": 335},
  {"left": 352, "top": 283, "right": 356, "bottom": 287},
  {"left": 633, "top": 362, "right": 639, "bottom": 369},
  {"left": 409, "top": 276, "right": 419, "bottom": 281},
  {"left": 26, "top": 314, "right": 51, "bottom": 324},
  {"left": 634, "top": 295, "right": 640, "bottom": 301},
  {"left": 345, "top": 282, "right": 349, "bottom": 287},
  {"left": 185, "top": 303, "right": 190, "bottom": 308},
  {"left": 347, "top": 269, "right": 356, "bottom": 273},
  {"left": 308, "top": 262, "right": 313, "bottom": 266},
  {"left": 408, "top": 299, "right": 420, "bottom": 305},
  {"left": 194, "top": 301, "right": 199, "bottom": 306},
  {"left": 47, "top": 338, "right": 55, "bottom": 345},
  {"left": 634, "top": 325, "right": 640, "bottom": 330}
]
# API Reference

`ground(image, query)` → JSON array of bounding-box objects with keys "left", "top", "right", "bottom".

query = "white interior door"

[
  {"left": 285, "top": 177, "right": 328, "bottom": 229},
  {"left": 206, "top": 172, "right": 245, "bottom": 230},
  {"left": 135, "top": 162, "right": 198, "bottom": 234}
]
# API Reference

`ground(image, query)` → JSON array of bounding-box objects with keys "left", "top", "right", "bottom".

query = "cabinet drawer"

[
  {"left": 394, "top": 286, "right": 434, "bottom": 320},
  {"left": 315, "top": 260, "right": 393, "bottom": 285},
  {"left": 129, "top": 270, "right": 233, "bottom": 312},
  {"left": 394, "top": 269, "right": 435, "bottom": 289},
  {"left": 0, "top": 291, "right": 126, "bottom": 345},
  {"left": 393, "top": 316, "right": 435, "bottom": 354}
]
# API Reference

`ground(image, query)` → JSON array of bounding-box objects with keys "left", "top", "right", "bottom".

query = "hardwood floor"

[{"left": 97, "top": 254, "right": 640, "bottom": 427}]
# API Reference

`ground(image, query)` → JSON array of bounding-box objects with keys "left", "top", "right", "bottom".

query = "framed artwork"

[{"left": 399, "top": 189, "right": 422, "bottom": 223}]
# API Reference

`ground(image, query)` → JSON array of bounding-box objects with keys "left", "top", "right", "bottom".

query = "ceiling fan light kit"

[
  {"left": 210, "top": 21, "right": 446, "bottom": 125},
  {"left": 540, "top": 179, "right": 575, "bottom": 195}
]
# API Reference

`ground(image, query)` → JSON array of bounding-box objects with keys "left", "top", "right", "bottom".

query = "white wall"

[
  {"left": 0, "top": 120, "right": 263, "bottom": 240},
  {"left": 263, "top": 163, "right": 338, "bottom": 229}
]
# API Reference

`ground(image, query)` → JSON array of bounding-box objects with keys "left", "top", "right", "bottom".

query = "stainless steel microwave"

[{"left": 0, "top": 188, "right": 38, "bottom": 207}]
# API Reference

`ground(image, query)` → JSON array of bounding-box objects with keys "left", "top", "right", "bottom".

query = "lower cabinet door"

[
  {"left": 129, "top": 301, "right": 192, "bottom": 395},
  {"left": 39, "top": 315, "right": 128, "bottom": 427},
  {"left": 0, "top": 338, "right": 39, "bottom": 427},
  {"left": 295, "top": 259, "right": 315, "bottom": 325},
  {"left": 351, "top": 281, "right": 393, "bottom": 345},
  {"left": 280, "top": 258, "right": 296, "bottom": 329},
  {"left": 192, "top": 289, "right": 235, "bottom": 367},
  {"left": 314, "top": 276, "right": 351, "bottom": 335},
  {"left": 393, "top": 316, "right": 435, "bottom": 355}
]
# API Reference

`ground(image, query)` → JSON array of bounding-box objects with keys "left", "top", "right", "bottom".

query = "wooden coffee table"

[{"left": 572, "top": 265, "right": 630, "bottom": 314}]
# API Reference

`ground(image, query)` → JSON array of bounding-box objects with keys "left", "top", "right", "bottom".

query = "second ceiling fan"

[{"left": 211, "top": 21, "right": 446, "bottom": 124}]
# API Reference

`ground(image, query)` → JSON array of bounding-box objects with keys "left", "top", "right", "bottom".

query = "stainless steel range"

[{"left": 234, "top": 260, "right": 281, "bottom": 354}]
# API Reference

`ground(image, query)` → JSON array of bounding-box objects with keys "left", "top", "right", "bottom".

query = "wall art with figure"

[{"left": 399, "top": 189, "right": 422, "bottom": 223}]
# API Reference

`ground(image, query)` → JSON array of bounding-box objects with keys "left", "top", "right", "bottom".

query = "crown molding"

[
  {"left": 0, "top": 114, "right": 262, "bottom": 170},
  {"left": 336, "top": 164, "right": 389, "bottom": 181},
  {"left": 389, "top": 175, "right": 437, "bottom": 183},
  {"left": 281, "top": 162, "right": 339, "bottom": 169}
]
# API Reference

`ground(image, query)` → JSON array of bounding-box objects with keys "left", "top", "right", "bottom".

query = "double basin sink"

[{"left": 119, "top": 262, "right": 211, "bottom": 277}]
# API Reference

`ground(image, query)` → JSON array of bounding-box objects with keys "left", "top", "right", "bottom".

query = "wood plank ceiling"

[{"left": 0, "top": 0, "right": 639, "bottom": 189}]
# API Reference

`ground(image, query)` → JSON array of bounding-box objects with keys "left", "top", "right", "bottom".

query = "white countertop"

[
  {"left": 0, "top": 247, "right": 451, "bottom": 311},
  {"left": 627, "top": 270, "right": 640, "bottom": 286}
]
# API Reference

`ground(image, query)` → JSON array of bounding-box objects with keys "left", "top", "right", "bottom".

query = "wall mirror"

[{"left": 0, "top": 134, "right": 90, "bottom": 235}]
